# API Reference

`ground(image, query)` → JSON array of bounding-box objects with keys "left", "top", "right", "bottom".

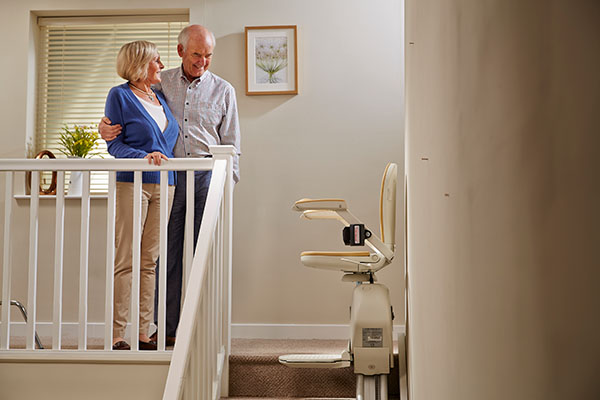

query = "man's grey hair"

[{"left": 178, "top": 25, "right": 216, "bottom": 50}]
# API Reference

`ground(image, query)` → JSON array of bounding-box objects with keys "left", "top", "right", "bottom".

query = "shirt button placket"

[{"left": 183, "top": 85, "right": 192, "bottom": 156}]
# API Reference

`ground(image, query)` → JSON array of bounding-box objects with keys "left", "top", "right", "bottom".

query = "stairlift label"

[{"left": 362, "top": 328, "right": 383, "bottom": 347}]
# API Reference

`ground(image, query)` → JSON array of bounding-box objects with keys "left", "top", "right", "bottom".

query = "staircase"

[{"left": 226, "top": 339, "right": 401, "bottom": 399}]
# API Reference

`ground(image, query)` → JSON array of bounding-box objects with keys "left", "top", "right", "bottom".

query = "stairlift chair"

[{"left": 279, "top": 163, "right": 398, "bottom": 400}]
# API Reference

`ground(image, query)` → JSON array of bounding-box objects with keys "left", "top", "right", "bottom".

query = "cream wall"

[
  {"left": 406, "top": 0, "right": 600, "bottom": 398},
  {"left": 0, "top": 1, "right": 404, "bottom": 329}
]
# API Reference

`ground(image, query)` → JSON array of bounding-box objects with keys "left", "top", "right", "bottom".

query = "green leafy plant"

[{"left": 58, "top": 124, "right": 101, "bottom": 158}]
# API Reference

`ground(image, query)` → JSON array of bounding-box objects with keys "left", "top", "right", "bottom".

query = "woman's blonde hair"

[{"left": 116, "top": 41, "right": 158, "bottom": 82}]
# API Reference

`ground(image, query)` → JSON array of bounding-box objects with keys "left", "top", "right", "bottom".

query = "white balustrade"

[
  {"left": 0, "top": 146, "right": 234, "bottom": 398},
  {"left": 162, "top": 146, "right": 234, "bottom": 400}
]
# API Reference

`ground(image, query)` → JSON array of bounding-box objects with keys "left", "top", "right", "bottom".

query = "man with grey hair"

[{"left": 99, "top": 24, "right": 241, "bottom": 347}]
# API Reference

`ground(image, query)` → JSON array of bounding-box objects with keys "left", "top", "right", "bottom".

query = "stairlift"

[{"left": 279, "top": 163, "right": 398, "bottom": 400}]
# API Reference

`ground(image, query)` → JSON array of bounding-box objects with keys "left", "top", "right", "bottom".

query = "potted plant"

[
  {"left": 59, "top": 124, "right": 101, "bottom": 195},
  {"left": 59, "top": 124, "right": 101, "bottom": 158}
]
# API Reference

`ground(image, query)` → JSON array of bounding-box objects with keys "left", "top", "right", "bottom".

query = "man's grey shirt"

[{"left": 155, "top": 67, "right": 241, "bottom": 182}]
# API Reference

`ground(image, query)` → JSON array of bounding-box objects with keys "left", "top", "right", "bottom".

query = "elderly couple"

[{"left": 103, "top": 25, "right": 240, "bottom": 351}]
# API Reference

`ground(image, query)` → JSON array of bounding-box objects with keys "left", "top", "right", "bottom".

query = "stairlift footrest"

[{"left": 279, "top": 352, "right": 351, "bottom": 369}]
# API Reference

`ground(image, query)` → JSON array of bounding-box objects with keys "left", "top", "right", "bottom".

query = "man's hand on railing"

[
  {"left": 145, "top": 151, "right": 168, "bottom": 166},
  {"left": 98, "top": 116, "right": 122, "bottom": 141}
]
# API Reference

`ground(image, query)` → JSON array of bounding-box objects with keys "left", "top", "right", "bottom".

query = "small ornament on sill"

[{"left": 26, "top": 150, "right": 57, "bottom": 195}]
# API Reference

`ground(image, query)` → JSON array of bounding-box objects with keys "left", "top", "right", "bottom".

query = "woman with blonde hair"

[{"left": 104, "top": 41, "right": 179, "bottom": 350}]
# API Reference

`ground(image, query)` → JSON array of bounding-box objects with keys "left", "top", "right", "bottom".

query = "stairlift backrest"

[{"left": 380, "top": 163, "right": 398, "bottom": 251}]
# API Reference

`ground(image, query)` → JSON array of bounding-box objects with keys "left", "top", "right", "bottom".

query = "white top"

[{"left": 138, "top": 96, "right": 168, "bottom": 132}]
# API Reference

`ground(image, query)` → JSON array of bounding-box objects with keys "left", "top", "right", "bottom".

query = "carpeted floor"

[{"left": 7, "top": 336, "right": 104, "bottom": 350}]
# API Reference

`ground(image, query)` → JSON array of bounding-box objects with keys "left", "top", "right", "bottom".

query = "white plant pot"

[
  {"left": 67, "top": 156, "right": 83, "bottom": 196},
  {"left": 68, "top": 171, "right": 83, "bottom": 196}
]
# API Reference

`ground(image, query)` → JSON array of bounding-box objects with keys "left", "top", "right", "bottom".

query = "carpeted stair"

[{"left": 227, "top": 339, "right": 400, "bottom": 399}]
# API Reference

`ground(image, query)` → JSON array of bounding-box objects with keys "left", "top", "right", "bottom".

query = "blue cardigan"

[{"left": 104, "top": 83, "right": 179, "bottom": 185}]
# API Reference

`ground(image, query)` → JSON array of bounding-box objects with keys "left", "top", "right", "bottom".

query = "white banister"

[
  {"left": 162, "top": 145, "right": 234, "bottom": 400},
  {"left": 215, "top": 145, "right": 234, "bottom": 396},
  {"left": 1, "top": 172, "right": 13, "bottom": 350},
  {"left": 131, "top": 171, "right": 143, "bottom": 351},
  {"left": 78, "top": 171, "right": 91, "bottom": 350},
  {"left": 26, "top": 172, "right": 39, "bottom": 350},
  {"left": 184, "top": 170, "right": 194, "bottom": 294},
  {"left": 104, "top": 171, "right": 116, "bottom": 350},
  {"left": 0, "top": 158, "right": 214, "bottom": 352},
  {"left": 0, "top": 149, "right": 234, "bottom": 397},
  {"left": 157, "top": 170, "right": 169, "bottom": 352},
  {"left": 52, "top": 171, "right": 65, "bottom": 350}
]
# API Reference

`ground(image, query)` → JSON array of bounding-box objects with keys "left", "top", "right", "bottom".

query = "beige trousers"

[{"left": 113, "top": 182, "right": 175, "bottom": 339}]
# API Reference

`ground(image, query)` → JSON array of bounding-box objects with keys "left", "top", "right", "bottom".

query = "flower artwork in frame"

[{"left": 245, "top": 25, "right": 298, "bottom": 95}]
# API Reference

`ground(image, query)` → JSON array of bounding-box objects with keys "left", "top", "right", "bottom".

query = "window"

[{"left": 36, "top": 16, "right": 188, "bottom": 193}]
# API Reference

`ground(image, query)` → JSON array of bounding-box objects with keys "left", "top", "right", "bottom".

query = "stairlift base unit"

[{"left": 350, "top": 283, "right": 394, "bottom": 375}]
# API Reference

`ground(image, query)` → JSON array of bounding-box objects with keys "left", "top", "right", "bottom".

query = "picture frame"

[{"left": 245, "top": 25, "right": 298, "bottom": 95}]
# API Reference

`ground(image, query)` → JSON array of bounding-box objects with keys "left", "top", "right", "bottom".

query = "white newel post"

[{"left": 210, "top": 145, "right": 235, "bottom": 397}]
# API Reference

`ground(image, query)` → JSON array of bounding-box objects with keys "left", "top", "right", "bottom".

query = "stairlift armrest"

[
  {"left": 301, "top": 210, "right": 347, "bottom": 224},
  {"left": 293, "top": 198, "right": 347, "bottom": 211}
]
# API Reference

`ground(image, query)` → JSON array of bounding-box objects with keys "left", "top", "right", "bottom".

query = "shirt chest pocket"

[{"left": 198, "top": 102, "right": 223, "bottom": 127}]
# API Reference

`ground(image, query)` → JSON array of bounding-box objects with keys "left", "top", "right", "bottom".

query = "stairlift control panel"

[{"left": 343, "top": 223, "right": 372, "bottom": 246}]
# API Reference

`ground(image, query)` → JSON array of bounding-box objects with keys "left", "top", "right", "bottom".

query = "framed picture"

[{"left": 245, "top": 25, "right": 298, "bottom": 95}]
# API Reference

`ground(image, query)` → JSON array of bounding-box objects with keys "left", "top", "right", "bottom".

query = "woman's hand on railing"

[{"left": 145, "top": 151, "right": 168, "bottom": 166}]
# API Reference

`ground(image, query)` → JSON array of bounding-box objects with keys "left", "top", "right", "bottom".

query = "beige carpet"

[{"left": 6, "top": 336, "right": 104, "bottom": 350}]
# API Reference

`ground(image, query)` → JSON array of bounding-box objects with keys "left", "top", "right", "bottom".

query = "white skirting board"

[{"left": 2, "top": 322, "right": 406, "bottom": 341}]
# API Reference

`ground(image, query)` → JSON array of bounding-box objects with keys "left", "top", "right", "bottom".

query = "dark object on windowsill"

[{"left": 26, "top": 150, "right": 58, "bottom": 195}]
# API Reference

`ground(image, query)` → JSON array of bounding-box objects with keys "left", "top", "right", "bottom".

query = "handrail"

[
  {"left": 0, "top": 158, "right": 214, "bottom": 172},
  {"left": 162, "top": 146, "right": 234, "bottom": 399}
]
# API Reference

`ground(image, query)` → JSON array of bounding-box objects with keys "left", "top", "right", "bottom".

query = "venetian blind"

[{"left": 36, "top": 17, "right": 188, "bottom": 193}]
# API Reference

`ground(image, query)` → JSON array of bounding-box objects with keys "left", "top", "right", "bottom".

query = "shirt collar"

[{"left": 178, "top": 65, "right": 211, "bottom": 84}]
